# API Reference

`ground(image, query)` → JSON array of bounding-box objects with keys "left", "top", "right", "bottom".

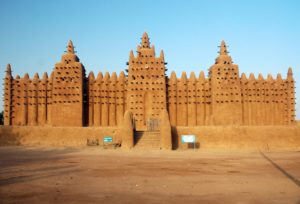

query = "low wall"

[
  {"left": 173, "top": 125, "right": 300, "bottom": 151},
  {"left": 0, "top": 126, "right": 119, "bottom": 147},
  {"left": 0, "top": 125, "right": 299, "bottom": 151}
]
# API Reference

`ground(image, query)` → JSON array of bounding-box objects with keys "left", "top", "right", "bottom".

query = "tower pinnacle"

[
  {"left": 67, "top": 40, "right": 75, "bottom": 54},
  {"left": 141, "top": 32, "right": 150, "bottom": 48},
  {"left": 219, "top": 40, "right": 228, "bottom": 55},
  {"left": 6, "top": 64, "right": 12, "bottom": 76},
  {"left": 287, "top": 67, "right": 293, "bottom": 81}
]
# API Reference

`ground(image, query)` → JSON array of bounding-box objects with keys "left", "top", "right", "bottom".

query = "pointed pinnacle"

[
  {"left": 111, "top": 72, "right": 117, "bottom": 81},
  {"left": 241, "top": 73, "right": 247, "bottom": 81},
  {"left": 267, "top": 74, "right": 273, "bottom": 82},
  {"left": 160, "top": 50, "right": 165, "bottom": 61},
  {"left": 141, "top": 32, "right": 150, "bottom": 48},
  {"left": 189, "top": 72, "right": 196, "bottom": 81},
  {"left": 258, "top": 73, "right": 264, "bottom": 81},
  {"left": 24, "top": 73, "right": 30, "bottom": 79},
  {"left": 287, "top": 67, "right": 293, "bottom": 81},
  {"left": 5, "top": 64, "right": 12, "bottom": 77},
  {"left": 119, "top": 71, "right": 125, "bottom": 81},
  {"left": 181, "top": 72, "right": 187, "bottom": 81},
  {"left": 97, "top": 72, "right": 103, "bottom": 81},
  {"left": 170, "top": 71, "right": 177, "bottom": 82},
  {"left": 199, "top": 71, "right": 205, "bottom": 81},
  {"left": 129, "top": 50, "right": 134, "bottom": 60},
  {"left": 67, "top": 40, "right": 75, "bottom": 54},
  {"left": 88, "top": 71, "right": 95, "bottom": 80},
  {"left": 219, "top": 40, "right": 228, "bottom": 55},
  {"left": 33, "top": 73, "right": 39, "bottom": 79},
  {"left": 42, "top": 72, "right": 48, "bottom": 80},
  {"left": 249, "top": 73, "right": 255, "bottom": 81}
]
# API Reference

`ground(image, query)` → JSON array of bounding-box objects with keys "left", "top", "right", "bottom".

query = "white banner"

[{"left": 181, "top": 135, "right": 196, "bottom": 143}]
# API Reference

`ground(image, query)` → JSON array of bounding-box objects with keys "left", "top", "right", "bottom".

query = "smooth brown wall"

[
  {"left": 0, "top": 126, "right": 118, "bottom": 147},
  {"left": 174, "top": 126, "right": 300, "bottom": 151}
]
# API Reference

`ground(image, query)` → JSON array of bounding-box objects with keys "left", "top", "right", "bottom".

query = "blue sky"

[{"left": 0, "top": 0, "right": 299, "bottom": 119}]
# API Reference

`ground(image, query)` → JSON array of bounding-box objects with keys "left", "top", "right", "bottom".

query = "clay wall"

[
  {"left": 240, "top": 71, "right": 295, "bottom": 125},
  {"left": 3, "top": 35, "right": 296, "bottom": 128},
  {"left": 87, "top": 71, "right": 126, "bottom": 127},
  {"left": 173, "top": 126, "right": 300, "bottom": 151},
  {"left": 0, "top": 126, "right": 118, "bottom": 147},
  {"left": 167, "top": 71, "right": 211, "bottom": 127},
  {"left": 1, "top": 126, "right": 299, "bottom": 151},
  {"left": 6, "top": 72, "right": 52, "bottom": 126}
]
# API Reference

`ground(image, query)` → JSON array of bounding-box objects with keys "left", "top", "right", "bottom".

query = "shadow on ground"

[{"left": 0, "top": 146, "right": 79, "bottom": 186}]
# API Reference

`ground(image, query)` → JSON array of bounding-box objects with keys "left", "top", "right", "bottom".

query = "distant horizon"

[{"left": 1, "top": 0, "right": 299, "bottom": 119}]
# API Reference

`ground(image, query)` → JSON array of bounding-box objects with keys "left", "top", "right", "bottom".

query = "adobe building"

[{"left": 2, "top": 33, "right": 296, "bottom": 149}]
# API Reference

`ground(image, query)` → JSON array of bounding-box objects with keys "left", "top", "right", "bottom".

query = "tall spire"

[
  {"left": 215, "top": 40, "right": 232, "bottom": 64},
  {"left": 219, "top": 40, "right": 228, "bottom": 55},
  {"left": 6, "top": 64, "right": 12, "bottom": 76},
  {"left": 160, "top": 50, "right": 165, "bottom": 61},
  {"left": 129, "top": 50, "right": 134, "bottom": 60},
  {"left": 287, "top": 67, "right": 293, "bottom": 81},
  {"left": 67, "top": 40, "right": 75, "bottom": 54},
  {"left": 42, "top": 72, "right": 48, "bottom": 80},
  {"left": 141, "top": 32, "right": 150, "bottom": 48}
]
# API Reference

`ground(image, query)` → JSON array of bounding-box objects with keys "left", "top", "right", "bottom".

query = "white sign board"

[{"left": 181, "top": 135, "right": 196, "bottom": 143}]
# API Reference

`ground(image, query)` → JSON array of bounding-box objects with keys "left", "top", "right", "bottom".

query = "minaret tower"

[
  {"left": 51, "top": 40, "right": 86, "bottom": 126},
  {"left": 209, "top": 41, "right": 242, "bottom": 125},
  {"left": 127, "top": 32, "right": 167, "bottom": 130}
]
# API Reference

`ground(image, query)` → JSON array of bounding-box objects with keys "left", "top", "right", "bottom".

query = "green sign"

[{"left": 103, "top": 136, "right": 113, "bottom": 143}]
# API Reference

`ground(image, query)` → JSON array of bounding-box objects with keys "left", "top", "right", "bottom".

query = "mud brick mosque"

[{"left": 3, "top": 33, "right": 296, "bottom": 130}]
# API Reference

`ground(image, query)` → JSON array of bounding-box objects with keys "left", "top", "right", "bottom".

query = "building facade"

[{"left": 3, "top": 33, "right": 296, "bottom": 128}]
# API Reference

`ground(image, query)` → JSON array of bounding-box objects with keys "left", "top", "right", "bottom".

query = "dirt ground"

[{"left": 0, "top": 147, "right": 299, "bottom": 204}]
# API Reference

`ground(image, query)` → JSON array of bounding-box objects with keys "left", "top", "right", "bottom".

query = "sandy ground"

[{"left": 0, "top": 147, "right": 299, "bottom": 204}]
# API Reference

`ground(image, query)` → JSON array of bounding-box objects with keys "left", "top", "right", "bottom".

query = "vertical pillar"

[
  {"left": 101, "top": 72, "right": 109, "bottom": 126},
  {"left": 187, "top": 72, "right": 196, "bottom": 126},
  {"left": 109, "top": 72, "right": 117, "bottom": 126},
  {"left": 196, "top": 71, "right": 206, "bottom": 126},
  {"left": 4, "top": 64, "right": 12, "bottom": 125},
  {"left": 286, "top": 68, "right": 295, "bottom": 125},
  {"left": 88, "top": 71, "right": 95, "bottom": 126},
  {"left": 94, "top": 72, "right": 102, "bottom": 126},
  {"left": 46, "top": 72, "right": 53, "bottom": 125},
  {"left": 121, "top": 111, "right": 134, "bottom": 149},
  {"left": 177, "top": 72, "right": 187, "bottom": 126},
  {"left": 38, "top": 73, "right": 48, "bottom": 125},
  {"left": 116, "top": 71, "right": 125, "bottom": 126},
  {"left": 160, "top": 109, "right": 172, "bottom": 150},
  {"left": 168, "top": 72, "right": 177, "bottom": 126}
]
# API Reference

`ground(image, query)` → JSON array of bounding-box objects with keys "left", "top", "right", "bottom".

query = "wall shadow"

[
  {"left": 0, "top": 126, "right": 22, "bottom": 146},
  {"left": 260, "top": 151, "right": 300, "bottom": 188},
  {"left": 0, "top": 144, "right": 80, "bottom": 186},
  {"left": 171, "top": 126, "right": 179, "bottom": 150}
]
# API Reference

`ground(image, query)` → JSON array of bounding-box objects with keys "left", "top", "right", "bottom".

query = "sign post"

[
  {"left": 181, "top": 135, "right": 196, "bottom": 150},
  {"left": 103, "top": 136, "right": 113, "bottom": 147}
]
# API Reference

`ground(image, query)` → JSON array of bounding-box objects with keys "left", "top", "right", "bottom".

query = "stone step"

[{"left": 134, "top": 131, "right": 160, "bottom": 149}]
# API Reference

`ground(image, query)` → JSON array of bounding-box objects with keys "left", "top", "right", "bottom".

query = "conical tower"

[{"left": 141, "top": 32, "right": 150, "bottom": 48}]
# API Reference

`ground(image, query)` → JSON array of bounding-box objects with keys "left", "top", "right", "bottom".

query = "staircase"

[{"left": 134, "top": 131, "right": 160, "bottom": 149}]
